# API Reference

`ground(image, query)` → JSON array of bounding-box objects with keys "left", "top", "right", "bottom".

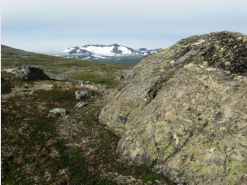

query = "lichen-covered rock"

[
  {"left": 99, "top": 31, "right": 247, "bottom": 184},
  {"left": 3, "top": 66, "right": 50, "bottom": 80}
]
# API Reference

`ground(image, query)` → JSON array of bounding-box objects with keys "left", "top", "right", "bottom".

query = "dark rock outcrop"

[
  {"left": 99, "top": 31, "right": 247, "bottom": 184},
  {"left": 2, "top": 66, "right": 50, "bottom": 80}
]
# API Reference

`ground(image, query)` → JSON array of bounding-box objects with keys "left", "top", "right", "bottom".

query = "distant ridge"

[
  {"left": 60, "top": 44, "right": 163, "bottom": 65},
  {"left": 1, "top": 44, "right": 163, "bottom": 66}
]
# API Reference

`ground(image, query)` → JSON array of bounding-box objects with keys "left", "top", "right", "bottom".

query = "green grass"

[{"left": 1, "top": 51, "right": 132, "bottom": 86}]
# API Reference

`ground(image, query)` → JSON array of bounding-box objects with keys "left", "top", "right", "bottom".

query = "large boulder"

[
  {"left": 3, "top": 66, "right": 50, "bottom": 80},
  {"left": 99, "top": 31, "right": 247, "bottom": 184}
]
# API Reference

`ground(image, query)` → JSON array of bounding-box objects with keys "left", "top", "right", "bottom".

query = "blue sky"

[{"left": 1, "top": 1, "right": 247, "bottom": 52}]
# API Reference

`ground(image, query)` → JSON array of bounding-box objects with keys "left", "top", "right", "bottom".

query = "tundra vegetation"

[{"left": 1, "top": 45, "right": 175, "bottom": 184}]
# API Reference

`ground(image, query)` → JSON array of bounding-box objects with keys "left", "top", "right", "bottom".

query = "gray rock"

[
  {"left": 49, "top": 108, "right": 68, "bottom": 117},
  {"left": 75, "top": 90, "right": 92, "bottom": 99},
  {"left": 99, "top": 31, "right": 247, "bottom": 184},
  {"left": 12, "top": 66, "right": 50, "bottom": 80}
]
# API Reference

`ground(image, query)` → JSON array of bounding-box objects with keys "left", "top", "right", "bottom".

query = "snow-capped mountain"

[{"left": 59, "top": 44, "right": 162, "bottom": 65}]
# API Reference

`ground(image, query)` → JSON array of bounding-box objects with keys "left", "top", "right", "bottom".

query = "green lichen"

[
  {"left": 154, "top": 134, "right": 163, "bottom": 143},
  {"left": 191, "top": 161, "right": 201, "bottom": 171},
  {"left": 163, "top": 145, "right": 174, "bottom": 160},
  {"left": 198, "top": 167, "right": 209, "bottom": 175},
  {"left": 157, "top": 145, "right": 166, "bottom": 151},
  {"left": 194, "top": 150, "right": 200, "bottom": 157}
]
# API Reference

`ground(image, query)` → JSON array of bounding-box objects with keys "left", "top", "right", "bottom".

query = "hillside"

[
  {"left": 1, "top": 44, "right": 132, "bottom": 85},
  {"left": 1, "top": 45, "right": 174, "bottom": 184}
]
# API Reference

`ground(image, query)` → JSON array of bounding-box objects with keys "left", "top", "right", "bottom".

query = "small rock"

[
  {"left": 24, "top": 83, "right": 34, "bottom": 88},
  {"left": 82, "top": 84, "right": 98, "bottom": 91},
  {"left": 75, "top": 90, "right": 92, "bottom": 99},
  {"left": 116, "top": 75, "right": 125, "bottom": 80},
  {"left": 49, "top": 108, "right": 68, "bottom": 117},
  {"left": 76, "top": 101, "right": 88, "bottom": 108}
]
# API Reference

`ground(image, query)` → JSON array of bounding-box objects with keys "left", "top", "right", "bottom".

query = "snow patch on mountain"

[
  {"left": 79, "top": 45, "right": 115, "bottom": 56},
  {"left": 117, "top": 46, "right": 132, "bottom": 55},
  {"left": 62, "top": 44, "right": 161, "bottom": 57},
  {"left": 63, "top": 47, "right": 76, "bottom": 53},
  {"left": 58, "top": 44, "right": 163, "bottom": 65}
]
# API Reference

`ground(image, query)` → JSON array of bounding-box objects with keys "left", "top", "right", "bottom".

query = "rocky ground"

[{"left": 1, "top": 71, "right": 174, "bottom": 184}]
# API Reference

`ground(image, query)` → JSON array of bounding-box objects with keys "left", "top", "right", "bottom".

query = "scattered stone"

[
  {"left": 76, "top": 101, "right": 88, "bottom": 108},
  {"left": 45, "top": 73, "right": 67, "bottom": 81},
  {"left": 66, "top": 79, "right": 79, "bottom": 83},
  {"left": 49, "top": 108, "right": 68, "bottom": 117},
  {"left": 81, "top": 84, "right": 98, "bottom": 91},
  {"left": 75, "top": 90, "right": 92, "bottom": 99},
  {"left": 46, "top": 73, "right": 79, "bottom": 83},
  {"left": 81, "top": 83, "right": 109, "bottom": 92}
]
